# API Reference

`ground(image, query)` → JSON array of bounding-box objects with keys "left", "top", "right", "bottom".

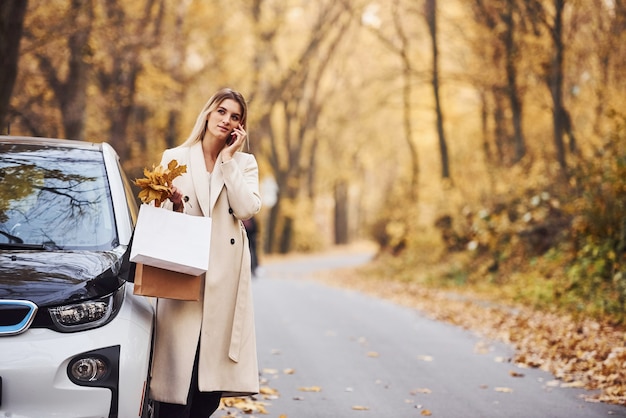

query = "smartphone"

[{"left": 226, "top": 132, "right": 235, "bottom": 145}]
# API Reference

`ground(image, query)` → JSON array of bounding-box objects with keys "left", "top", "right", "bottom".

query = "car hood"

[{"left": 0, "top": 248, "right": 130, "bottom": 307}]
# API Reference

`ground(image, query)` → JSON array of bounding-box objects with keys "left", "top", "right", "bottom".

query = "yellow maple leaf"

[
  {"left": 561, "top": 381, "right": 585, "bottom": 388},
  {"left": 410, "top": 388, "right": 432, "bottom": 395},
  {"left": 259, "top": 386, "right": 280, "bottom": 396},
  {"left": 133, "top": 160, "right": 187, "bottom": 206},
  {"left": 352, "top": 405, "right": 370, "bottom": 411},
  {"left": 167, "top": 159, "right": 187, "bottom": 179},
  {"left": 298, "top": 386, "right": 322, "bottom": 392}
]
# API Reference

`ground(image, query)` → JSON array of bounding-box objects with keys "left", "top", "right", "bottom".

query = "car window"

[{"left": 0, "top": 143, "right": 117, "bottom": 250}]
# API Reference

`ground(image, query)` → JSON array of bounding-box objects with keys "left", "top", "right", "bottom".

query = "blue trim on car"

[{"left": 0, "top": 300, "right": 38, "bottom": 336}]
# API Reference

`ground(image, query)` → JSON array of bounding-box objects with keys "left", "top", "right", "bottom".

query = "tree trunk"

[
  {"left": 504, "top": 0, "right": 526, "bottom": 163},
  {"left": 391, "top": 1, "right": 419, "bottom": 199},
  {"left": 107, "top": 60, "right": 138, "bottom": 158},
  {"left": 164, "top": 111, "right": 177, "bottom": 149},
  {"left": 35, "top": 0, "right": 93, "bottom": 141},
  {"left": 265, "top": 194, "right": 280, "bottom": 255},
  {"left": 550, "top": 0, "right": 567, "bottom": 172},
  {"left": 60, "top": 0, "right": 93, "bottom": 140},
  {"left": 402, "top": 64, "right": 420, "bottom": 198},
  {"left": 279, "top": 214, "right": 294, "bottom": 254},
  {"left": 164, "top": 0, "right": 189, "bottom": 150},
  {"left": 493, "top": 86, "right": 507, "bottom": 164},
  {"left": 334, "top": 180, "right": 349, "bottom": 245},
  {"left": 479, "top": 90, "right": 492, "bottom": 163},
  {"left": 425, "top": 0, "right": 450, "bottom": 179},
  {"left": 0, "top": 0, "right": 28, "bottom": 132}
]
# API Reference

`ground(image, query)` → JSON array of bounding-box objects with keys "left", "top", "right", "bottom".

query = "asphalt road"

[{"left": 250, "top": 250, "right": 626, "bottom": 418}]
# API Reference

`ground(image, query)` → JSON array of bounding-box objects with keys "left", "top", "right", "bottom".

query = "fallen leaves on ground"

[
  {"left": 259, "top": 386, "right": 280, "bottom": 398},
  {"left": 298, "top": 386, "right": 322, "bottom": 392},
  {"left": 410, "top": 388, "right": 433, "bottom": 395},
  {"left": 495, "top": 387, "right": 514, "bottom": 393},
  {"left": 219, "top": 396, "right": 269, "bottom": 415},
  {"left": 352, "top": 405, "right": 370, "bottom": 411}
]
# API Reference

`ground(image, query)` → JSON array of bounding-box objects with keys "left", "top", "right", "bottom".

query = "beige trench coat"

[{"left": 149, "top": 141, "right": 261, "bottom": 404}]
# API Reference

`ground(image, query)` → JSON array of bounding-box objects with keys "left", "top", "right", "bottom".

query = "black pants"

[
  {"left": 157, "top": 346, "right": 222, "bottom": 418},
  {"left": 249, "top": 235, "right": 259, "bottom": 275}
]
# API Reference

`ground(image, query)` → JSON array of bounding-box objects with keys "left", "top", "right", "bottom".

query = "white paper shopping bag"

[{"left": 130, "top": 205, "right": 212, "bottom": 276}]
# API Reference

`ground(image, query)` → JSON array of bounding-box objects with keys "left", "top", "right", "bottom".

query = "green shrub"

[{"left": 565, "top": 115, "right": 626, "bottom": 322}]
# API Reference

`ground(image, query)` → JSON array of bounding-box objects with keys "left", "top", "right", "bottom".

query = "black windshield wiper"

[
  {"left": 0, "top": 242, "right": 47, "bottom": 250},
  {"left": 0, "top": 240, "right": 62, "bottom": 251}
]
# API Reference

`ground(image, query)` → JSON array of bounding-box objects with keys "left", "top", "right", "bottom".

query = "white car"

[{"left": 0, "top": 136, "right": 155, "bottom": 418}]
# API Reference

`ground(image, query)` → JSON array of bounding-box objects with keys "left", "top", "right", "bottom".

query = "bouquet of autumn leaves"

[{"left": 133, "top": 160, "right": 187, "bottom": 207}]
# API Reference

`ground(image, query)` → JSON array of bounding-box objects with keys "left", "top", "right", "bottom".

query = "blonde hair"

[{"left": 179, "top": 88, "right": 248, "bottom": 148}]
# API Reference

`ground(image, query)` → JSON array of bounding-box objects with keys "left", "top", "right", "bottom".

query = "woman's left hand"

[{"left": 170, "top": 186, "right": 184, "bottom": 212}]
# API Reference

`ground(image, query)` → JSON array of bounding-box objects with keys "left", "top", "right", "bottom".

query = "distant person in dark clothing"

[{"left": 243, "top": 217, "right": 259, "bottom": 276}]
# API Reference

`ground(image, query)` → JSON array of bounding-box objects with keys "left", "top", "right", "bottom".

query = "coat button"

[
  {"left": 228, "top": 208, "right": 234, "bottom": 214},
  {"left": 230, "top": 238, "right": 235, "bottom": 245}
]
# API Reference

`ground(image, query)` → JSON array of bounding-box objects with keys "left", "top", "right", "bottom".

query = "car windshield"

[{"left": 0, "top": 143, "right": 117, "bottom": 250}]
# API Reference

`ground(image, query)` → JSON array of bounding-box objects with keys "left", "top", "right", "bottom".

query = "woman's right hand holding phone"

[{"left": 223, "top": 124, "right": 246, "bottom": 161}]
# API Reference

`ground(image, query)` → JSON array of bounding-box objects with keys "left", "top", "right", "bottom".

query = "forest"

[{"left": 1, "top": 0, "right": 625, "bottom": 327}]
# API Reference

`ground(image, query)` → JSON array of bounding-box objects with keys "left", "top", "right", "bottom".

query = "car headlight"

[{"left": 49, "top": 286, "right": 124, "bottom": 332}]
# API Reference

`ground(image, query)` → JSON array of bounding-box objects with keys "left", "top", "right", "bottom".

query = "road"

[{"left": 250, "top": 250, "right": 626, "bottom": 418}]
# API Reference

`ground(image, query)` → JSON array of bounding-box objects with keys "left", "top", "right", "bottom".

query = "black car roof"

[{"left": 0, "top": 135, "right": 103, "bottom": 151}]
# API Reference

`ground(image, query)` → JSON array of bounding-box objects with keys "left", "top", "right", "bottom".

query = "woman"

[{"left": 150, "top": 88, "right": 261, "bottom": 417}]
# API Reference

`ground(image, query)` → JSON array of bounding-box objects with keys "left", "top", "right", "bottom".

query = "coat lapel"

[
  {"left": 209, "top": 152, "right": 226, "bottom": 213},
  {"left": 190, "top": 142, "right": 226, "bottom": 217},
  {"left": 189, "top": 142, "right": 211, "bottom": 217}
]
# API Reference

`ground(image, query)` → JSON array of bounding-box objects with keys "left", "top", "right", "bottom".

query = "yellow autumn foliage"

[{"left": 133, "top": 160, "right": 187, "bottom": 207}]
